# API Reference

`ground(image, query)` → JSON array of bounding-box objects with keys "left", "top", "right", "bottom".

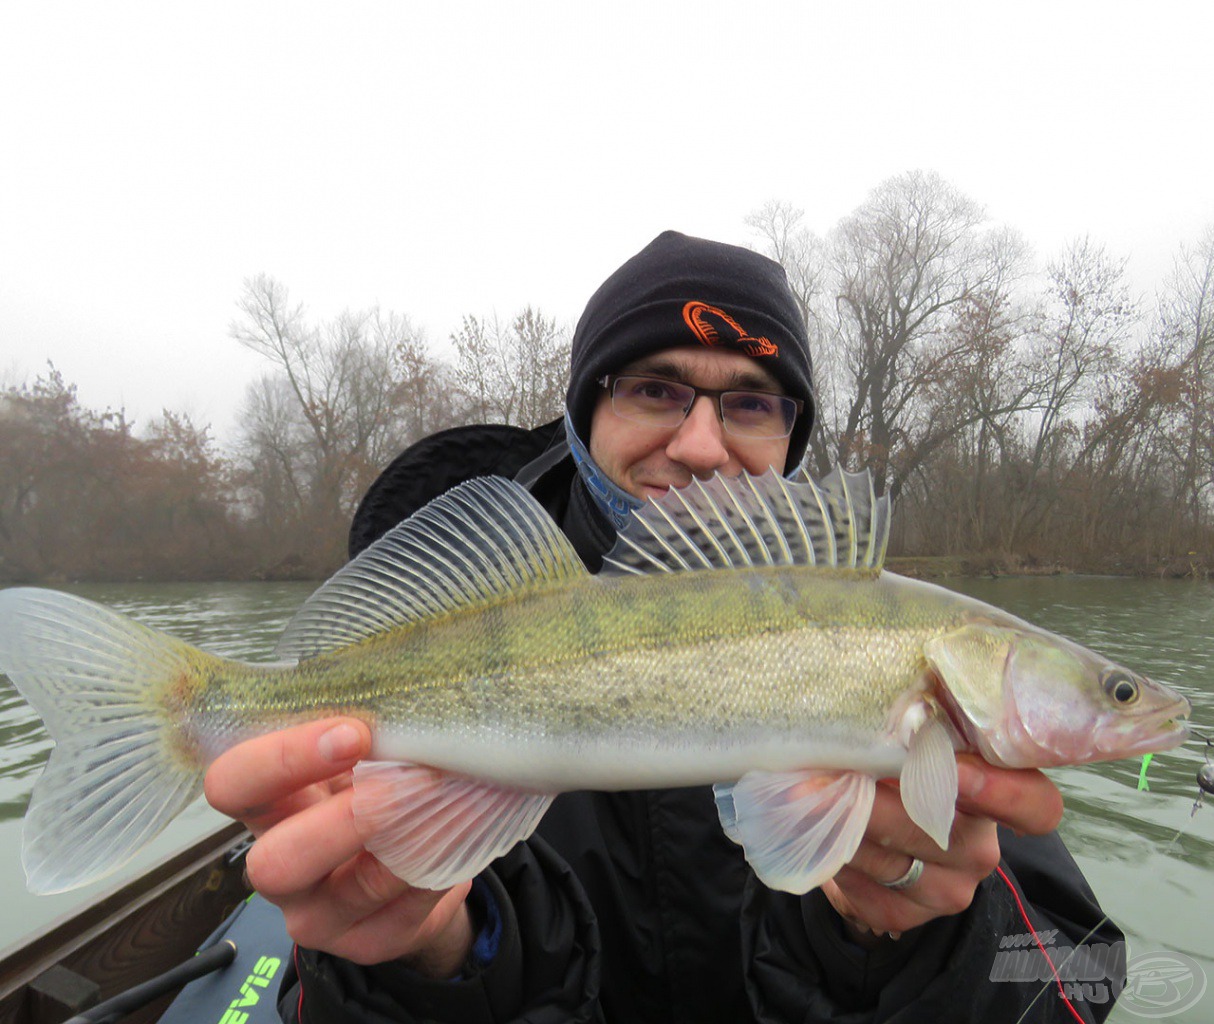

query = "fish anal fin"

[
  {"left": 351, "top": 762, "right": 554, "bottom": 891},
  {"left": 713, "top": 769, "right": 875, "bottom": 894}
]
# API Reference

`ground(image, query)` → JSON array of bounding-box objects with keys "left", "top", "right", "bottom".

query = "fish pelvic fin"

[
  {"left": 276, "top": 476, "right": 588, "bottom": 661},
  {"left": 602, "top": 466, "right": 890, "bottom": 576},
  {"left": 351, "top": 762, "right": 554, "bottom": 890},
  {"left": 714, "top": 769, "right": 876, "bottom": 894},
  {"left": 0, "top": 588, "right": 210, "bottom": 893}
]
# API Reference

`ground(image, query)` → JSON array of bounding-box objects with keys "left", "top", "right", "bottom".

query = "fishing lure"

[
  {"left": 1137, "top": 736, "right": 1214, "bottom": 803},
  {"left": 1192, "top": 734, "right": 1214, "bottom": 814},
  {"left": 1137, "top": 753, "right": 1154, "bottom": 791}
]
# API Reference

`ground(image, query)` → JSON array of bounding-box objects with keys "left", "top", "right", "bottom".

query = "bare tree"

[
  {"left": 746, "top": 201, "right": 839, "bottom": 473},
  {"left": 451, "top": 308, "right": 570, "bottom": 428},
  {"left": 826, "top": 171, "right": 1027, "bottom": 496},
  {"left": 230, "top": 276, "right": 420, "bottom": 571},
  {"left": 747, "top": 185, "right": 1208, "bottom": 568},
  {"left": 511, "top": 307, "right": 571, "bottom": 427},
  {"left": 1067, "top": 340, "right": 1183, "bottom": 561},
  {"left": 746, "top": 200, "right": 828, "bottom": 329},
  {"left": 451, "top": 315, "right": 507, "bottom": 424},
  {"left": 389, "top": 318, "right": 462, "bottom": 442},
  {"left": 903, "top": 289, "right": 1036, "bottom": 553},
  {"left": 235, "top": 374, "right": 310, "bottom": 542},
  {"left": 1000, "top": 238, "right": 1139, "bottom": 551},
  {"left": 1157, "top": 227, "right": 1214, "bottom": 548}
]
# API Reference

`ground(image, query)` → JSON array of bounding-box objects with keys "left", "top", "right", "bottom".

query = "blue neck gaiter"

[{"left": 564, "top": 410, "right": 644, "bottom": 531}]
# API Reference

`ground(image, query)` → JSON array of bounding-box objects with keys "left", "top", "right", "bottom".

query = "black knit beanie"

[{"left": 566, "top": 230, "right": 815, "bottom": 472}]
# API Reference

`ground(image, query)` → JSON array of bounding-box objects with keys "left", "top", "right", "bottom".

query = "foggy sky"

[{"left": 2, "top": 0, "right": 1211, "bottom": 442}]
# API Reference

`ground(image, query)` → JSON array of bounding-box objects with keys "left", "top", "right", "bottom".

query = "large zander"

[{"left": 0, "top": 468, "right": 1191, "bottom": 896}]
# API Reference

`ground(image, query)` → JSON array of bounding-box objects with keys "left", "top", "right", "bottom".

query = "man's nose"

[{"left": 664, "top": 396, "right": 731, "bottom": 474}]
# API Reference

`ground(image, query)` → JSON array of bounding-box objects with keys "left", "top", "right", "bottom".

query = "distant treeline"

[
  {"left": 2, "top": 170, "right": 1211, "bottom": 583},
  {"left": 0, "top": 295, "right": 569, "bottom": 581}
]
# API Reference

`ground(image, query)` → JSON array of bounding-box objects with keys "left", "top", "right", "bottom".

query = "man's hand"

[
  {"left": 822, "top": 753, "right": 1064, "bottom": 943},
  {"left": 204, "top": 717, "right": 474, "bottom": 975}
]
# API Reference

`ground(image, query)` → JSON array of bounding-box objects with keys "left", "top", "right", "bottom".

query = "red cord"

[
  {"left": 995, "top": 865, "right": 1086, "bottom": 1024},
  {"left": 294, "top": 943, "right": 305, "bottom": 1022}
]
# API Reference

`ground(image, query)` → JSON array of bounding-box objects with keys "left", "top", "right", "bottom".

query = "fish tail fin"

[{"left": 0, "top": 587, "right": 209, "bottom": 893}]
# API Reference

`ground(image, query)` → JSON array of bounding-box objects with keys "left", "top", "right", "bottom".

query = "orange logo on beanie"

[{"left": 682, "top": 301, "right": 778, "bottom": 358}]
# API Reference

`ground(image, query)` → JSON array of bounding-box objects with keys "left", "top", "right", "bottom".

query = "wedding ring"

[{"left": 881, "top": 856, "right": 925, "bottom": 891}]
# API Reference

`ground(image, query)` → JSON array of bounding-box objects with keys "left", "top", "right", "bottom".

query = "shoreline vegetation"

[
  {"left": 886, "top": 554, "right": 1214, "bottom": 581},
  {"left": 7, "top": 555, "right": 1211, "bottom": 588},
  {"left": 4, "top": 174, "right": 1212, "bottom": 587}
]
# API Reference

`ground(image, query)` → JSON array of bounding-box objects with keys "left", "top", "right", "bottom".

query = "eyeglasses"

[{"left": 598, "top": 374, "right": 803, "bottom": 440}]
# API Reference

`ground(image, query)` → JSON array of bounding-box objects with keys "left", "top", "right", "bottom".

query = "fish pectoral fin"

[
  {"left": 713, "top": 769, "right": 875, "bottom": 894},
  {"left": 900, "top": 717, "right": 958, "bottom": 851},
  {"left": 351, "top": 762, "right": 554, "bottom": 891}
]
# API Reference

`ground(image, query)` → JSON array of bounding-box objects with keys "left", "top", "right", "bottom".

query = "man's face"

[{"left": 588, "top": 345, "right": 793, "bottom": 502}]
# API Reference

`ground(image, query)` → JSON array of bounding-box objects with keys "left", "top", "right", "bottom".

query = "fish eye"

[{"left": 1102, "top": 670, "right": 1139, "bottom": 705}]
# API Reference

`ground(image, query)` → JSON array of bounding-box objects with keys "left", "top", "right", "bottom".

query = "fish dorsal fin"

[
  {"left": 602, "top": 466, "right": 890, "bottom": 575},
  {"left": 275, "top": 476, "right": 587, "bottom": 661},
  {"left": 793, "top": 465, "right": 891, "bottom": 570}
]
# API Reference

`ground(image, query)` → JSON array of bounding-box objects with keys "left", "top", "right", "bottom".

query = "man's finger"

[
  {"left": 291, "top": 878, "right": 473, "bottom": 968},
  {"left": 205, "top": 717, "right": 372, "bottom": 820},
  {"left": 329, "top": 881, "right": 472, "bottom": 968},
  {"left": 245, "top": 787, "right": 372, "bottom": 898},
  {"left": 956, "top": 757, "right": 1064, "bottom": 835}
]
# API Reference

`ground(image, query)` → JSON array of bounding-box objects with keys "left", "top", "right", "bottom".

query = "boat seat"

[{"left": 159, "top": 894, "right": 293, "bottom": 1024}]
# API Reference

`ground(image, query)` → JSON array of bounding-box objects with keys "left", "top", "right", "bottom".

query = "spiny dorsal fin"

[
  {"left": 602, "top": 467, "right": 890, "bottom": 576},
  {"left": 792, "top": 465, "right": 890, "bottom": 570},
  {"left": 275, "top": 477, "right": 587, "bottom": 661}
]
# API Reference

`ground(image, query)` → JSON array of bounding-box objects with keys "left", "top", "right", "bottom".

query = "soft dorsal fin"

[
  {"left": 275, "top": 476, "right": 587, "bottom": 661},
  {"left": 602, "top": 467, "right": 890, "bottom": 576}
]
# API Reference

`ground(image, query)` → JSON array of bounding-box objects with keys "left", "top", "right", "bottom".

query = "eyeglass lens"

[{"left": 610, "top": 375, "right": 797, "bottom": 439}]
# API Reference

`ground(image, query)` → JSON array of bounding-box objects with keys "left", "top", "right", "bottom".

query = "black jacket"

[{"left": 280, "top": 423, "right": 1122, "bottom": 1023}]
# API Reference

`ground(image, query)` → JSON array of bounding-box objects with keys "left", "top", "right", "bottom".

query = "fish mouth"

[{"left": 1101, "top": 699, "right": 1192, "bottom": 757}]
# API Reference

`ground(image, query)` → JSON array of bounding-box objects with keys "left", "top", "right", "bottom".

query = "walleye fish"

[{"left": 0, "top": 468, "right": 1191, "bottom": 896}]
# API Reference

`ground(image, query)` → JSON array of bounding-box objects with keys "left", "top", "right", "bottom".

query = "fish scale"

[{"left": 192, "top": 568, "right": 935, "bottom": 748}]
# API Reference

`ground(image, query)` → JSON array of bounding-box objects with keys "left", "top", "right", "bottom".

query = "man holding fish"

[{"left": 204, "top": 232, "right": 1126, "bottom": 1022}]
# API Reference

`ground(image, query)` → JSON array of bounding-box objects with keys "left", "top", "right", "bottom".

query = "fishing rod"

[{"left": 60, "top": 939, "right": 237, "bottom": 1024}]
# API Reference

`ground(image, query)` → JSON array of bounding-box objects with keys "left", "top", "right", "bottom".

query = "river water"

[{"left": 0, "top": 577, "right": 1211, "bottom": 1022}]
